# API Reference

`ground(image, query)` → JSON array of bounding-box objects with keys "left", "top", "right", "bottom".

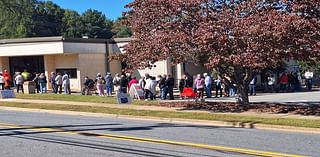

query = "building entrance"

[{"left": 9, "top": 56, "right": 45, "bottom": 76}]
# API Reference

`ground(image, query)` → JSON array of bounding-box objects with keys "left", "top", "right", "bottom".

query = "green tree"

[
  {"left": 32, "top": 1, "right": 64, "bottom": 36},
  {"left": 61, "top": 10, "right": 83, "bottom": 38},
  {"left": 81, "top": 9, "right": 114, "bottom": 38},
  {"left": 112, "top": 16, "right": 132, "bottom": 38},
  {"left": 0, "top": 0, "right": 35, "bottom": 38}
]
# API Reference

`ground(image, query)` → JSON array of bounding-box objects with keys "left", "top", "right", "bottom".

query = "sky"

[{"left": 49, "top": 0, "right": 133, "bottom": 20}]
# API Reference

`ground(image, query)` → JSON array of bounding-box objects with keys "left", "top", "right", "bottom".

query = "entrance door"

[{"left": 9, "top": 56, "right": 45, "bottom": 76}]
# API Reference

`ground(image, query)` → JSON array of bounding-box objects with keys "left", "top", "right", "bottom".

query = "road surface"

[{"left": 0, "top": 109, "right": 319, "bottom": 157}]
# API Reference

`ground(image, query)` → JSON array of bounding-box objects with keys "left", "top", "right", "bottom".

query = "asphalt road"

[{"left": 0, "top": 110, "right": 319, "bottom": 157}]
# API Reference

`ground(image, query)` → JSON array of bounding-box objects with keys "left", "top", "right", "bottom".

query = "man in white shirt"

[
  {"left": 304, "top": 69, "right": 314, "bottom": 91},
  {"left": 203, "top": 73, "right": 212, "bottom": 98}
]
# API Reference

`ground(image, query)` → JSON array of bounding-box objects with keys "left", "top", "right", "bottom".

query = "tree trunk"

[{"left": 237, "top": 84, "right": 249, "bottom": 105}]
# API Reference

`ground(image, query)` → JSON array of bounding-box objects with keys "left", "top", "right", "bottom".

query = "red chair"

[{"left": 180, "top": 87, "right": 197, "bottom": 99}]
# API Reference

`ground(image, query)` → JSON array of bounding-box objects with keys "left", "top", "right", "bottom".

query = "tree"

[
  {"left": 61, "top": 10, "right": 83, "bottom": 38},
  {"left": 122, "top": 0, "right": 320, "bottom": 105},
  {"left": 0, "top": 0, "right": 35, "bottom": 38},
  {"left": 112, "top": 16, "right": 132, "bottom": 38},
  {"left": 81, "top": 9, "right": 114, "bottom": 38},
  {"left": 32, "top": 1, "right": 65, "bottom": 37}
]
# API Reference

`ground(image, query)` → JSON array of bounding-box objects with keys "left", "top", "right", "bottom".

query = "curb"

[{"left": 1, "top": 106, "right": 320, "bottom": 134}]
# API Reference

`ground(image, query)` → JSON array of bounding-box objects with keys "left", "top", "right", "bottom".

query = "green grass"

[
  {"left": 1, "top": 102, "right": 320, "bottom": 129},
  {"left": 15, "top": 93, "right": 159, "bottom": 106}
]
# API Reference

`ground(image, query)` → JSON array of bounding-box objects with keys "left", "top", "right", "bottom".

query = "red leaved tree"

[{"left": 121, "top": 0, "right": 319, "bottom": 105}]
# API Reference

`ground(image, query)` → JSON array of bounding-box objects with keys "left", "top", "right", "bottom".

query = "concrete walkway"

[
  {"left": 206, "top": 91, "right": 320, "bottom": 103},
  {"left": 1, "top": 98, "right": 320, "bottom": 120}
]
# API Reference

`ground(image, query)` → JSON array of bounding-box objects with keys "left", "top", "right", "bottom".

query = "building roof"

[{"left": 0, "top": 36, "right": 132, "bottom": 45}]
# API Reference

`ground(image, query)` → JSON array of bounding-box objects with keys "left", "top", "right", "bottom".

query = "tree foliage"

[
  {"left": 0, "top": 0, "right": 120, "bottom": 39},
  {"left": 112, "top": 16, "right": 132, "bottom": 38},
  {"left": 122, "top": 0, "right": 320, "bottom": 104}
]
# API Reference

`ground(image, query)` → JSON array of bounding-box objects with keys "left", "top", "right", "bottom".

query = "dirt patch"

[{"left": 158, "top": 101, "right": 320, "bottom": 116}]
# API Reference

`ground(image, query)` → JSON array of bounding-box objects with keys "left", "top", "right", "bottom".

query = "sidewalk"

[{"left": 2, "top": 98, "right": 320, "bottom": 120}]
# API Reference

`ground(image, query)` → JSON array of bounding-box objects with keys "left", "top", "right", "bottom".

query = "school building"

[{"left": 0, "top": 36, "right": 208, "bottom": 91}]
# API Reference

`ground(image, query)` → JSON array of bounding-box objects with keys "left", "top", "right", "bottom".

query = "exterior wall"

[
  {"left": 78, "top": 53, "right": 107, "bottom": 90},
  {"left": 135, "top": 60, "right": 169, "bottom": 78},
  {"left": 184, "top": 62, "right": 209, "bottom": 77},
  {"left": 44, "top": 55, "right": 56, "bottom": 89},
  {"left": 54, "top": 54, "right": 80, "bottom": 91},
  {"left": 0, "top": 42, "right": 63, "bottom": 56},
  {"left": 0, "top": 57, "right": 10, "bottom": 72},
  {"left": 63, "top": 42, "right": 106, "bottom": 54}
]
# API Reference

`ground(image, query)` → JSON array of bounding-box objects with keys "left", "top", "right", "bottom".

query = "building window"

[{"left": 56, "top": 68, "right": 77, "bottom": 78}]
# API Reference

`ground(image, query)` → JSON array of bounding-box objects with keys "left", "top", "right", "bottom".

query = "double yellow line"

[{"left": 0, "top": 122, "right": 307, "bottom": 157}]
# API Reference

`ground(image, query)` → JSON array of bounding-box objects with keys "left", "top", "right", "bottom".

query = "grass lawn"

[
  {"left": 1, "top": 101, "right": 320, "bottom": 129},
  {"left": 15, "top": 93, "right": 159, "bottom": 106}
]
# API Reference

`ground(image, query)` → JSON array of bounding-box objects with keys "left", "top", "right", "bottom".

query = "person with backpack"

[{"left": 105, "top": 72, "right": 113, "bottom": 96}]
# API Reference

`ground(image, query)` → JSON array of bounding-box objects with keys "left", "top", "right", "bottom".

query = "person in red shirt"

[
  {"left": 279, "top": 72, "right": 288, "bottom": 92},
  {"left": 128, "top": 76, "right": 138, "bottom": 89},
  {"left": 3, "top": 69, "right": 11, "bottom": 89}
]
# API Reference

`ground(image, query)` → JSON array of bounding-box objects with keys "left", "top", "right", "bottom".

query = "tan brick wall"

[{"left": 78, "top": 53, "right": 107, "bottom": 90}]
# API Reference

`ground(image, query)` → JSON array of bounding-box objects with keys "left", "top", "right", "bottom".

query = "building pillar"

[
  {"left": 44, "top": 55, "right": 56, "bottom": 89},
  {"left": 0, "top": 57, "right": 10, "bottom": 72}
]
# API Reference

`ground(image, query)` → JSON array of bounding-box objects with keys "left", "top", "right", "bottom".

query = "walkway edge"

[{"left": 1, "top": 106, "right": 320, "bottom": 134}]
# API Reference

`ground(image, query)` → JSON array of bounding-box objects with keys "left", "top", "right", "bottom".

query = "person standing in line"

[
  {"left": 0, "top": 73, "right": 4, "bottom": 90},
  {"left": 38, "top": 73, "right": 47, "bottom": 94},
  {"left": 50, "top": 72, "right": 57, "bottom": 93},
  {"left": 105, "top": 72, "right": 113, "bottom": 96},
  {"left": 195, "top": 74, "right": 205, "bottom": 99},
  {"left": 113, "top": 73, "right": 121, "bottom": 93},
  {"left": 249, "top": 76, "right": 257, "bottom": 96},
  {"left": 21, "top": 69, "right": 31, "bottom": 81},
  {"left": 166, "top": 74, "right": 175, "bottom": 100},
  {"left": 128, "top": 76, "right": 138, "bottom": 89},
  {"left": 120, "top": 75, "right": 129, "bottom": 93},
  {"left": 3, "top": 70, "right": 11, "bottom": 90},
  {"left": 144, "top": 76, "right": 154, "bottom": 100},
  {"left": 62, "top": 72, "right": 71, "bottom": 94},
  {"left": 214, "top": 76, "right": 223, "bottom": 98},
  {"left": 15, "top": 72, "right": 24, "bottom": 94},
  {"left": 150, "top": 76, "right": 158, "bottom": 100},
  {"left": 279, "top": 72, "right": 288, "bottom": 92},
  {"left": 55, "top": 72, "right": 63, "bottom": 94},
  {"left": 32, "top": 73, "right": 40, "bottom": 93},
  {"left": 203, "top": 73, "right": 212, "bottom": 98},
  {"left": 304, "top": 69, "right": 314, "bottom": 91},
  {"left": 158, "top": 75, "right": 167, "bottom": 100},
  {"left": 95, "top": 73, "right": 105, "bottom": 96},
  {"left": 178, "top": 75, "right": 185, "bottom": 94},
  {"left": 267, "top": 74, "right": 275, "bottom": 93}
]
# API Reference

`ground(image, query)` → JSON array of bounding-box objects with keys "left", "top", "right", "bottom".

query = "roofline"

[{"left": 0, "top": 36, "right": 132, "bottom": 45}]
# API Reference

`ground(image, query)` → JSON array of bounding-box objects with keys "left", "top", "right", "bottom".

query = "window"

[{"left": 56, "top": 68, "right": 77, "bottom": 78}]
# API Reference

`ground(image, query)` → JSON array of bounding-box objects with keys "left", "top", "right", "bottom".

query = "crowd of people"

[
  {"left": 0, "top": 68, "right": 316, "bottom": 100},
  {"left": 0, "top": 69, "right": 72, "bottom": 94}
]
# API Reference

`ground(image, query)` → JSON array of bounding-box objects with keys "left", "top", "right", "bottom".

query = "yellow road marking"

[{"left": 0, "top": 122, "right": 307, "bottom": 157}]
